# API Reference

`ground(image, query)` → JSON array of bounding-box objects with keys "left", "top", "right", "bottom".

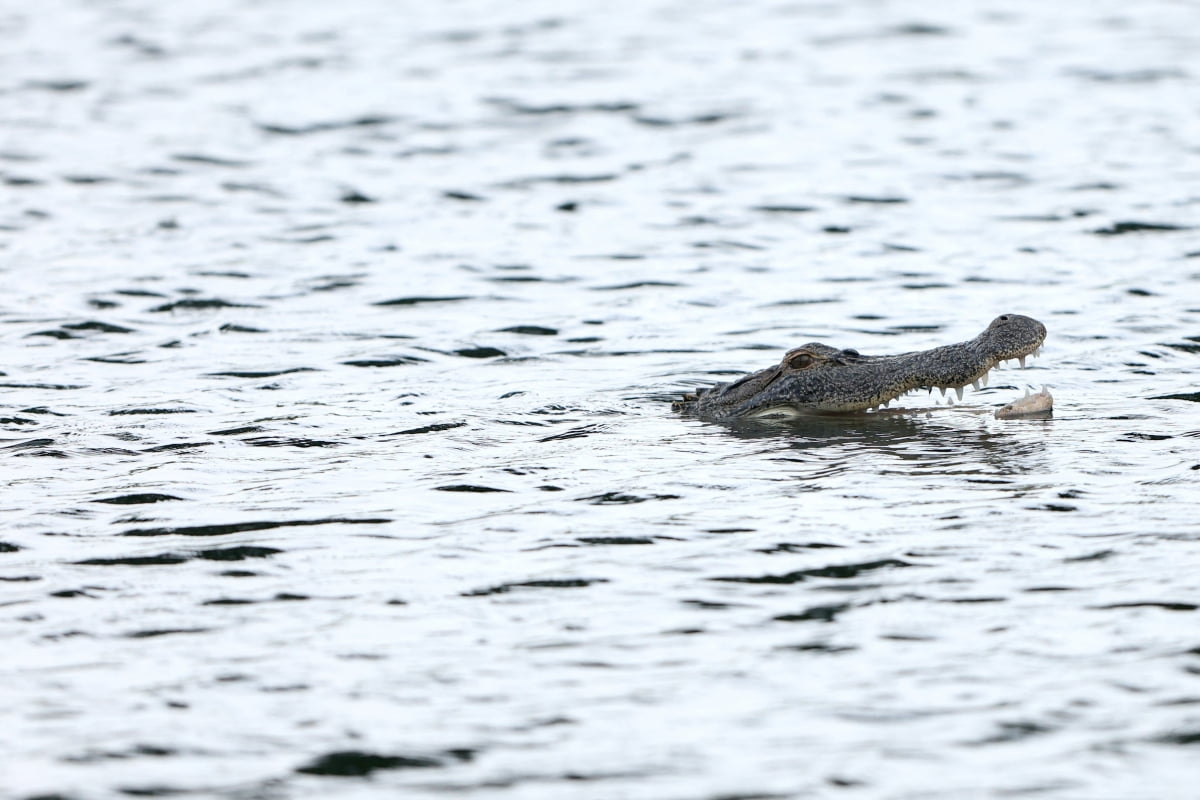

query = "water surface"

[{"left": 3, "top": 1, "right": 1199, "bottom": 798}]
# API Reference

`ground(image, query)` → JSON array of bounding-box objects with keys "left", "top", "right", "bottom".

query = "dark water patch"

[
  {"left": 1070, "top": 68, "right": 1187, "bottom": 83},
  {"left": 755, "top": 542, "right": 843, "bottom": 554},
  {"left": 435, "top": 484, "right": 511, "bottom": 493},
  {"left": 172, "top": 153, "right": 252, "bottom": 168},
  {"left": 3, "top": 174, "right": 43, "bottom": 186},
  {"left": 78, "top": 547, "right": 280, "bottom": 567},
  {"left": 1, "top": 542, "right": 21, "bottom": 552},
  {"left": 693, "top": 239, "right": 766, "bottom": 250},
  {"left": 578, "top": 492, "right": 679, "bottom": 505},
  {"left": 141, "top": 442, "right": 212, "bottom": 454},
  {"left": 943, "top": 596, "right": 1006, "bottom": 604},
  {"left": 25, "top": 78, "right": 90, "bottom": 92},
  {"left": 943, "top": 171, "right": 1030, "bottom": 185},
  {"left": 110, "top": 408, "right": 197, "bottom": 416},
  {"left": 463, "top": 578, "right": 607, "bottom": 597},
  {"left": 0, "top": 416, "right": 37, "bottom": 425},
  {"left": 0, "top": 383, "right": 84, "bottom": 390},
  {"left": 2, "top": 438, "right": 58, "bottom": 452},
  {"left": 221, "top": 181, "right": 284, "bottom": 197},
  {"left": 121, "top": 518, "right": 390, "bottom": 537},
  {"left": 26, "top": 329, "right": 79, "bottom": 340},
  {"left": 203, "top": 591, "right": 304, "bottom": 605},
  {"left": 207, "top": 368, "right": 318, "bottom": 378},
  {"left": 634, "top": 111, "right": 738, "bottom": 126},
  {"left": 296, "top": 749, "right": 456, "bottom": 776},
  {"left": 64, "top": 744, "right": 177, "bottom": 763},
  {"left": 340, "top": 189, "right": 374, "bottom": 204},
  {"left": 843, "top": 195, "right": 908, "bottom": 204},
  {"left": 969, "top": 721, "right": 1054, "bottom": 746},
  {"left": 1118, "top": 433, "right": 1172, "bottom": 441},
  {"left": 125, "top": 627, "right": 210, "bottom": 639},
  {"left": 712, "top": 559, "right": 912, "bottom": 585},
  {"left": 1093, "top": 601, "right": 1197, "bottom": 612},
  {"left": 22, "top": 407, "right": 69, "bottom": 416},
  {"left": 62, "top": 320, "right": 135, "bottom": 334},
  {"left": 1162, "top": 341, "right": 1200, "bottom": 354},
  {"left": 592, "top": 280, "right": 682, "bottom": 290},
  {"left": 1155, "top": 730, "right": 1200, "bottom": 745},
  {"left": 776, "top": 641, "right": 857, "bottom": 654},
  {"left": 208, "top": 425, "right": 267, "bottom": 436},
  {"left": 751, "top": 204, "right": 817, "bottom": 213},
  {"left": 219, "top": 324, "right": 266, "bottom": 333},
  {"left": 822, "top": 226, "right": 852, "bottom": 234},
  {"left": 766, "top": 297, "right": 838, "bottom": 306},
  {"left": 1150, "top": 392, "right": 1200, "bottom": 402},
  {"left": 242, "top": 436, "right": 342, "bottom": 448},
  {"left": 77, "top": 554, "right": 190, "bottom": 566},
  {"left": 577, "top": 537, "right": 655, "bottom": 545},
  {"left": 1092, "top": 221, "right": 1191, "bottom": 236},
  {"left": 62, "top": 172, "right": 112, "bottom": 183},
  {"left": 454, "top": 346, "right": 506, "bottom": 358},
  {"left": 486, "top": 97, "right": 639, "bottom": 115},
  {"left": 257, "top": 114, "right": 400, "bottom": 136},
  {"left": 385, "top": 422, "right": 467, "bottom": 436},
  {"left": 94, "top": 493, "right": 183, "bottom": 505},
  {"left": 498, "top": 325, "right": 557, "bottom": 335},
  {"left": 343, "top": 355, "right": 429, "bottom": 367},
  {"left": 774, "top": 603, "right": 851, "bottom": 623},
  {"left": 374, "top": 295, "right": 471, "bottom": 306},
  {"left": 85, "top": 353, "right": 147, "bottom": 364},
  {"left": 443, "top": 190, "right": 485, "bottom": 201},
  {"left": 149, "top": 298, "right": 261, "bottom": 312},
  {"left": 539, "top": 425, "right": 606, "bottom": 442},
  {"left": 1064, "top": 549, "right": 1115, "bottom": 562},
  {"left": 113, "top": 289, "right": 168, "bottom": 298},
  {"left": 682, "top": 599, "right": 743, "bottom": 609},
  {"left": 500, "top": 173, "right": 619, "bottom": 188}
]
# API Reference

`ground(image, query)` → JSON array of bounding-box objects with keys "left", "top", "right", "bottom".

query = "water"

[{"left": 3, "top": 1, "right": 1199, "bottom": 798}]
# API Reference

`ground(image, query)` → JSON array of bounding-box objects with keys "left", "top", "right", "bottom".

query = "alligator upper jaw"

[{"left": 864, "top": 345, "right": 1046, "bottom": 413}]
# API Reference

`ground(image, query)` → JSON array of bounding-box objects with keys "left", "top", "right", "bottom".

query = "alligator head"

[{"left": 674, "top": 314, "right": 1047, "bottom": 420}]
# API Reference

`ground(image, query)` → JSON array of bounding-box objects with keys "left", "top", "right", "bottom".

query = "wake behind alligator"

[{"left": 675, "top": 314, "right": 1049, "bottom": 421}]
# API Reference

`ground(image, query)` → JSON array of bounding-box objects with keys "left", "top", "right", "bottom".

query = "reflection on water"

[{"left": 3, "top": 0, "right": 1200, "bottom": 798}]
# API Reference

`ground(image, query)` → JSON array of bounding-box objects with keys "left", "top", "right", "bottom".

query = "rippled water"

[{"left": 4, "top": 1, "right": 1200, "bottom": 798}]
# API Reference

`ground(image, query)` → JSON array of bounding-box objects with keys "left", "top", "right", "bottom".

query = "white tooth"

[
  {"left": 1019, "top": 356, "right": 1027, "bottom": 368},
  {"left": 972, "top": 379, "right": 981, "bottom": 391},
  {"left": 955, "top": 386, "right": 964, "bottom": 401}
]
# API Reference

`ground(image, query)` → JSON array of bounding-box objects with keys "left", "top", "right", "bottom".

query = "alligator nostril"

[{"left": 998, "top": 315, "right": 1010, "bottom": 322}]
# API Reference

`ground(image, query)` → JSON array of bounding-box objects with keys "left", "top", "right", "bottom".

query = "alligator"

[{"left": 674, "top": 313, "right": 1049, "bottom": 421}]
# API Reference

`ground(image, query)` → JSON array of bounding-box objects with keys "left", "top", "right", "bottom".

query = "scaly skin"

[{"left": 675, "top": 314, "right": 1047, "bottom": 420}]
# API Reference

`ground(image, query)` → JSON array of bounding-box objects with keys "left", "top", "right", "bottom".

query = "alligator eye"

[
  {"left": 787, "top": 353, "right": 815, "bottom": 370},
  {"left": 842, "top": 348, "right": 859, "bottom": 358}
]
